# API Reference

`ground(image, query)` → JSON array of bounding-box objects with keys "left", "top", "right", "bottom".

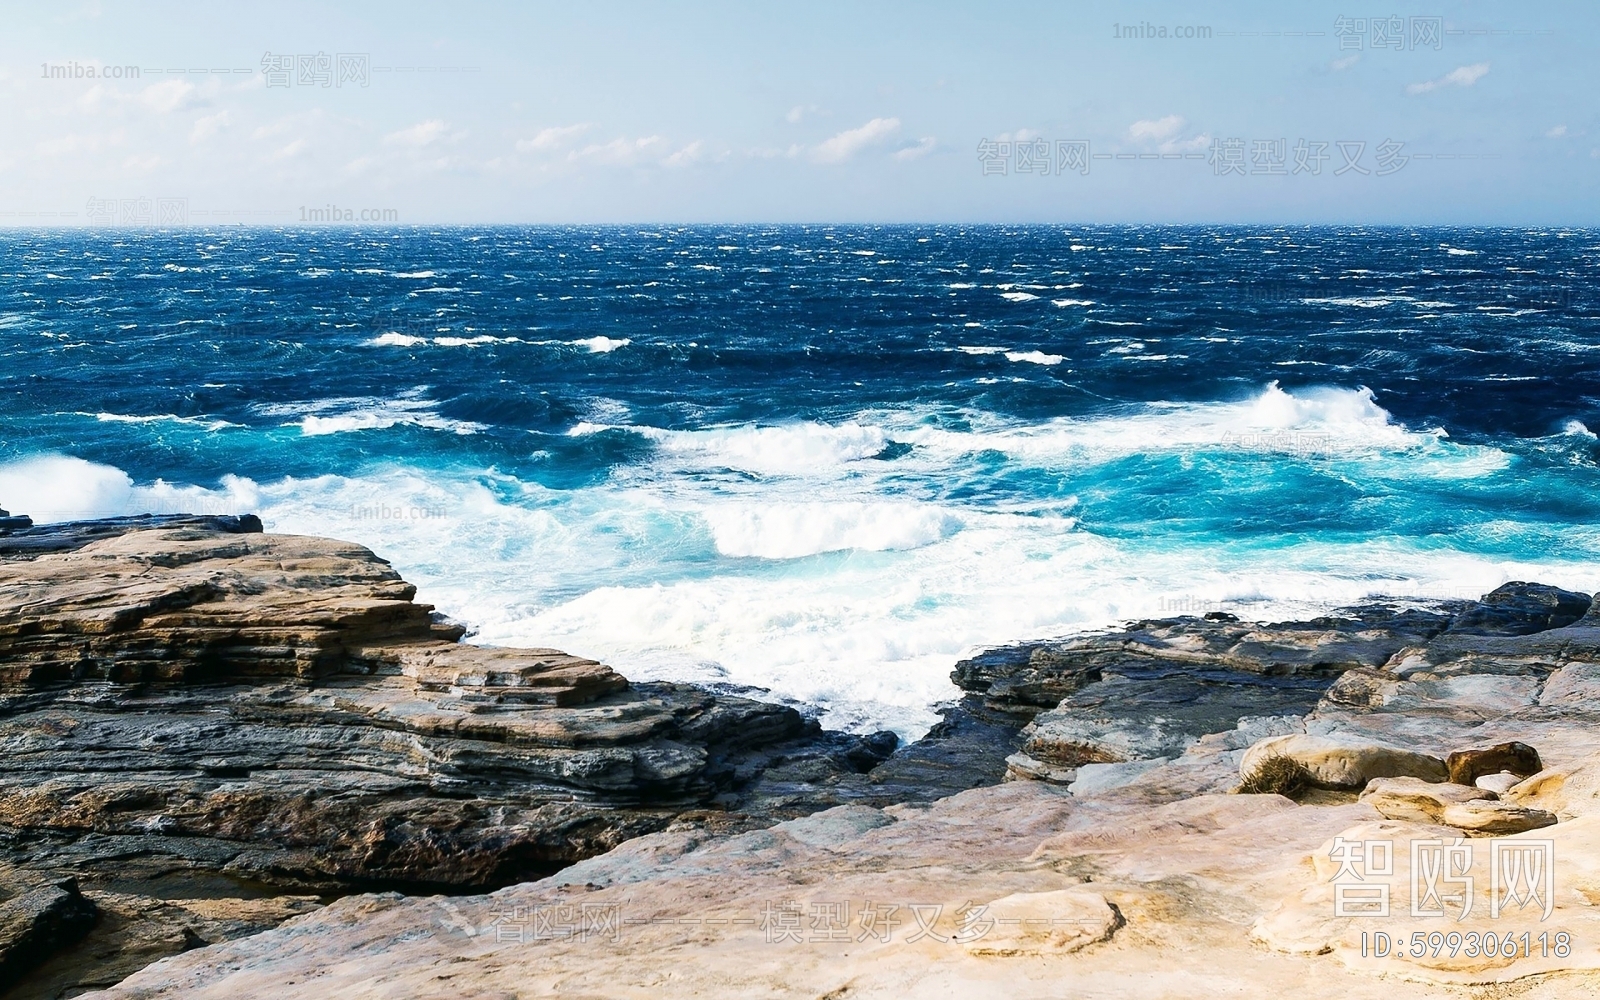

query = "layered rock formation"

[
  {"left": 74, "top": 578, "right": 1600, "bottom": 998},
  {"left": 0, "top": 514, "right": 954, "bottom": 994}
]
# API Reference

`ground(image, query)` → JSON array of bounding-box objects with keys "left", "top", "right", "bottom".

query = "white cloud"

[
  {"left": 35, "top": 129, "right": 125, "bottom": 157},
  {"left": 516, "top": 123, "right": 590, "bottom": 152},
  {"left": 140, "top": 79, "right": 202, "bottom": 114},
  {"left": 120, "top": 152, "right": 161, "bottom": 172},
  {"left": 894, "top": 137, "right": 936, "bottom": 161},
  {"left": 812, "top": 117, "right": 900, "bottom": 163},
  {"left": 271, "top": 138, "right": 308, "bottom": 160},
  {"left": 995, "top": 128, "right": 1041, "bottom": 143},
  {"left": 1161, "top": 132, "right": 1211, "bottom": 153},
  {"left": 1128, "top": 115, "right": 1184, "bottom": 142},
  {"left": 1126, "top": 116, "right": 1208, "bottom": 154},
  {"left": 1546, "top": 125, "right": 1568, "bottom": 139},
  {"left": 1407, "top": 62, "right": 1489, "bottom": 95},
  {"left": 570, "top": 135, "right": 668, "bottom": 165},
  {"left": 747, "top": 144, "right": 805, "bottom": 159},
  {"left": 385, "top": 119, "right": 450, "bottom": 146},
  {"left": 1331, "top": 54, "right": 1359, "bottom": 71},
  {"left": 662, "top": 140, "right": 703, "bottom": 168},
  {"left": 190, "top": 110, "right": 230, "bottom": 143}
]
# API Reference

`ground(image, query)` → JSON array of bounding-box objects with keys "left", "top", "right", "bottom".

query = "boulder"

[
  {"left": 1445, "top": 741, "right": 1542, "bottom": 785},
  {"left": 1440, "top": 582, "right": 1592, "bottom": 636},
  {"left": 1359, "top": 777, "right": 1493, "bottom": 824},
  {"left": 1439, "top": 799, "right": 1558, "bottom": 836},
  {"left": 1241, "top": 734, "right": 1447, "bottom": 790},
  {"left": 1474, "top": 771, "right": 1523, "bottom": 795}
]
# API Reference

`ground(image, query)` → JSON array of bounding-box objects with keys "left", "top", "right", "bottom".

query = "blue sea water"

[{"left": 2, "top": 225, "right": 1598, "bottom": 736}]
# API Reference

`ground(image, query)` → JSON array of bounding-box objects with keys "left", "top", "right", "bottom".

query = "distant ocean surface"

[{"left": 2, "top": 226, "right": 1598, "bottom": 737}]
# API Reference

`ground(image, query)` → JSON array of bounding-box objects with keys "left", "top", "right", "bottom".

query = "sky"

[{"left": 0, "top": 0, "right": 1595, "bottom": 225}]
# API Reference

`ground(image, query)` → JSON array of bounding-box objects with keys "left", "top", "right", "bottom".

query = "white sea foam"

[
  {"left": 1005, "top": 350, "right": 1065, "bottom": 366},
  {"left": 433, "top": 335, "right": 515, "bottom": 347},
  {"left": 894, "top": 383, "right": 1441, "bottom": 462},
  {"left": 256, "top": 394, "right": 484, "bottom": 437},
  {"left": 955, "top": 345, "right": 1007, "bottom": 355},
  {"left": 370, "top": 332, "right": 428, "bottom": 346},
  {"left": 705, "top": 501, "right": 960, "bottom": 559},
  {"left": 392, "top": 270, "right": 438, "bottom": 278},
  {"left": 571, "top": 420, "right": 890, "bottom": 474},
  {"left": 1301, "top": 295, "right": 1412, "bottom": 308},
  {"left": 87, "top": 412, "right": 237, "bottom": 431},
  {"left": 1000, "top": 291, "right": 1040, "bottom": 302},
  {"left": 1052, "top": 299, "right": 1094, "bottom": 307},
  {"left": 8, "top": 384, "right": 1568, "bottom": 739},
  {"left": 0, "top": 454, "right": 259, "bottom": 523},
  {"left": 570, "top": 336, "right": 631, "bottom": 353}
]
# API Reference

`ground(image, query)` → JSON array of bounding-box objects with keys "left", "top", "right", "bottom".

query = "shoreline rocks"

[
  {"left": 8, "top": 510, "right": 1600, "bottom": 997},
  {"left": 0, "top": 512, "right": 990, "bottom": 994}
]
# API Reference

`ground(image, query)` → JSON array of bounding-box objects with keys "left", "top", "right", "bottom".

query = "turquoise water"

[{"left": 2, "top": 225, "right": 1597, "bottom": 735}]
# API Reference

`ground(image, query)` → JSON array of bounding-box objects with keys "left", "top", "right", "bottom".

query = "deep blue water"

[{"left": 2, "top": 226, "right": 1598, "bottom": 734}]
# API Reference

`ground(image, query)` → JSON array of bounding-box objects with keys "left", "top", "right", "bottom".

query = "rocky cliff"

[
  {"left": 10, "top": 509, "right": 1600, "bottom": 998},
  {"left": 0, "top": 513, "right": 997, "bottom": 996}
]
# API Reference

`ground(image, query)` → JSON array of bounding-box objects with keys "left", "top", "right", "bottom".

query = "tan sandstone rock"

[
  {"left": 1440, "top": 799, "right": 1558, "bottom": 836},
  {"left": 957, "top": 888, "right": 1121, "bottom": 956},
  {"left": 1359, "top": 777, "right": 1493, "bottom": 824},
  {"left": 1474, "top": 771, "right": 1523, "bottom": 795},
  {"left": 1243, "top": 734, "right": 1448, "bottom": 790}
]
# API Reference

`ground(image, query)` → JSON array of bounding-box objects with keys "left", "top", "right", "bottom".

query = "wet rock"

[
  {"left": 0, "top": 508, "right": 32, "bottom": 535},
  {"left": 1016, "top": 666, "right": 1332, "bottom": 775},
  {"left": 1445, "top": 741, "right": 1543, "bottom": 785},
  {"left": 953, "top": 606, "right": 1458, "bottom": 716},
  {"left": 949, "top": 645, "right": 1100, "bottom": 712},
  {"left": 1439, "top": 582, "right": 1591, "bottom": 637},
  {"left": 0, "top": 874, "right": 97, "bottom": 992}
]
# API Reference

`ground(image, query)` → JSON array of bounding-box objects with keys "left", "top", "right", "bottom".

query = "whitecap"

[
  {"left": 256, "top": 394, "right": 483, "bottom": 437},
  {"left": 89, "top": 412, "right": 236, "bottom": 431},
  {"left": 1005, "top": 350, "right": 1065, "bottom": 366},
  {"left": 570, "top": 336, "right": 631, "bottom": 353},
  {"left": 571, "top": 420, "right": 890, "bottom": 475},
  {"left": 705, "top": 501, "right": 960, "bottom": 559}
]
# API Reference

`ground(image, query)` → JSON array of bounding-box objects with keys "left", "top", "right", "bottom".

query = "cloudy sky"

[{"left": 1, "top": 0, "right": 1594, "bottom": 224}]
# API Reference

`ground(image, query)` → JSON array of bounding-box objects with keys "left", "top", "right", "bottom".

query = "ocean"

[{"left": 2, "top": 225, "right": 1597, "bottom": 737}]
